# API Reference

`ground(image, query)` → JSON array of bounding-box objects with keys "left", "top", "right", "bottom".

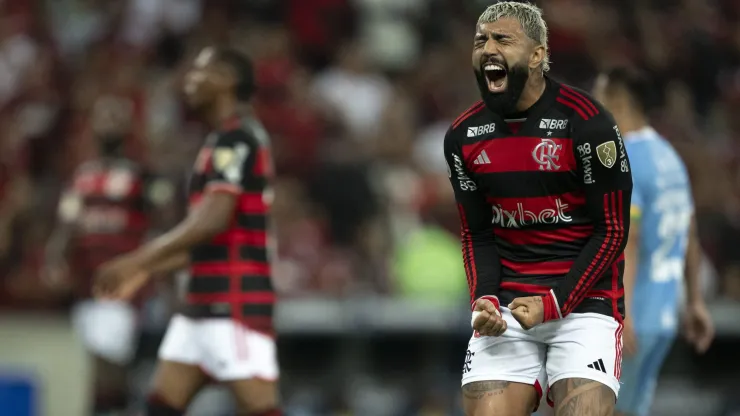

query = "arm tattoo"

[
  {"left": 551, "top": 378, "right": 615, "bottom": 416},
  {"left": 462, "top": 381, "right": 511, "bottom": 400}
]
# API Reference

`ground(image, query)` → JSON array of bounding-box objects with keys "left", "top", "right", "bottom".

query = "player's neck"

[
  {"left": 207, "top": 95, "right": 239, "bottom": 129},
  {"left": 516, "top": 73, "right": 547, "bottom": 112}
]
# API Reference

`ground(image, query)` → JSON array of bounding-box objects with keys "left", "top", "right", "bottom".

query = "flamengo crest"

[{"left": 532, "top": 138, "right": 562, "bottom": 171}]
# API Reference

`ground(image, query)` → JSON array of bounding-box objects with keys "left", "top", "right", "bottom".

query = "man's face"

[
  {"left": 472, "top": 18, "right": 535, "bottom": 114},
  {"left": 183, "top": 48, "right": 231, "bottom": 110}
]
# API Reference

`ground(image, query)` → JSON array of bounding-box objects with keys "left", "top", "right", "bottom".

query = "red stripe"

[
  {"left": 458, "top": 204, "right": 477, "bottom": 300},
  {"left": 500, "top": 258, "right": 574, "bottom": 275},
  {"left": 191, "top": 261, "right": 270, "bottom": 276},
  {"left": 500, "top": 281, "right": 550, "bottom": 295},
  {"left": 494, "top": 225, "right": 593, "bottom": 245},
  {"left": 464, "top": 281, "right": 627, "bottom": 302},
  {"left": 564, "top": 191, "right": 625, "bottom": 315},
  {"left": 190, "top": 192, "right": 268, "bottom": 215},
  {"left": 211, "top": 229, "right": 267, "bottom": 246},
  {"left": 614, "top": 322, "right": 624, "bottom": 379},
  {"left": 559, "top": 89, "right": 596, "bottom": 117},
  {"left": 561, "top": 85, "right": 599, "bottom": 115},
  {"left": 186, "top": 291, "right": 275, "bottom": 304},
  {"left": 254, "top": 148, "right": 272, "bottom": 177},
  {"left": 563, "top": 192, "right": 615, "bottom": 313},
  {"left": 462, "top": 136, "right": 577, "bottom": 173},
  {"left": 452, "top": 101, "right": 485, "bottom": 129},
  {"left": 586, "top": 287, "right": 625, "bottom": 300},
  {"left": 556, "top": 97, "right": 589, "bottom": 120},
  {"left": 237, "top": 192, "right": 268, "bottom": 214},
  {"left": 563, "top": 192, "right": 616, "bottom": 314},
  {"left": 564, "top": 192, "right": 615, "bottom": 311}
]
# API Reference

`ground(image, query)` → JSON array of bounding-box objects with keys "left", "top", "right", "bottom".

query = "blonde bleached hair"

[{"left": 478, "top": 1, "right": 550, "bottom": 72}]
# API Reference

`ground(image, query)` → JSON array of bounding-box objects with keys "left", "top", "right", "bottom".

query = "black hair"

[
  {"left": 215, "top": 47, "right": 256, "bottom": 102},
  {"left": 603, "top": 67, "right": 656, "bottom": 114}
]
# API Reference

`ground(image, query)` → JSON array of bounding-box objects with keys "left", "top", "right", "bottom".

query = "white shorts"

[
  {"left": 158, "top": 314, "right": 279, "bottom": 382},
  {"left": 462, "top": 307, "right": 623, "bottom": 404},
  {"left": 71, "top": 299, "right": 139, "bottom": 365}
]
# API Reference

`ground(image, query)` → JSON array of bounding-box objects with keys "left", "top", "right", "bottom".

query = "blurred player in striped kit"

[{"left": 594, "top": 67, "right": 715, "bottom": 416}]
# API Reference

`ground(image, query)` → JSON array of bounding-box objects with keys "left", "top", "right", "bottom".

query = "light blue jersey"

[
  {"left": 626, "top": 126, "right": 693, "bottom": 334},
  {"left": 618, "top": 126, "right": 692, "bottom": 416}
]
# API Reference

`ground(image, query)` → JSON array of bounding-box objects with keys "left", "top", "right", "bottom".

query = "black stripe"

[
  {"left": 83, "top": 196, "right": 145, "bottom": 206},
  {"left": 191, "top": 245, "right": 228, "bottom": 262},
  {"left": 241, "top": 276, "right": 273, "bottom": 291},
  {"left": 587, "top": 364, "right": 594, "bottom": 369},
  {"left": 240, "top": 245, "right": 268, "bottom": 262},
  {"left": 477, "top": 171, "right": 579, "bottom": 198},
  {"left": 598, "top": 359, "right": 606, "bottom": 373},
  {"left": 243, "top": 303, "right": 273, "bottom": 316},
  {"left": 189, "top": 276, "right": 229, "bottom": 293},
  {"left": 236, "top": 214, "right": 267, "bottom": 229},
  {"left": 495, "top": 238, "right": 589, "bottom": 263},
  {"left": 241, "top": 177, "right": 268, "bottom": 192},
  {"left": 182, "top": 302, "right": 274, "bottom": 318},
  {"left": 499, "top": 290, "right": 616, "bottom": 317}
]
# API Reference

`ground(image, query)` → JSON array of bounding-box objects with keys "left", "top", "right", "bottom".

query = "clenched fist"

[
  {"left": 471, "top": 296, "right": 507, "bottom": 337},
  {"left": 509, "top": 296, "right": 545, "bottom": 329}
]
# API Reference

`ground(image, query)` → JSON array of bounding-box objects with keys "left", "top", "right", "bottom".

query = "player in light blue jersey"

[{"left": 594, "top": 68, "right": 714, "bottom": 416}]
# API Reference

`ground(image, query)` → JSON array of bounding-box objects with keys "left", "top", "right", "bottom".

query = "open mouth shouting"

[{"left": 482, "top": 62, "right": 508, "bottom": 93}]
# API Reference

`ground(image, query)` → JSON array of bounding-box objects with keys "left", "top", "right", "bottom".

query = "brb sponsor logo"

[
  {"left": 467, "top": 123, "right": 496, "bottom": 138},
  {"left": 539, "top": 118, "right": 568, "bottom": 130},
  {"left": 452, "top": 153, "right": 477, "bottom": 191},
  {"left": 532, "top": 138, "right": 562, "bottom": 171},
  {"left": 577, "top": 143, "right": 594, "bottom": 184},
  {"left": 491, "top": 198, "right": 572, "bottom": 228}
]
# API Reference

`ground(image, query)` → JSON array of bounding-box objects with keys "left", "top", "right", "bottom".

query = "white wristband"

[{"left": 471, "top": 311, "right": 481, "bottom": 328}]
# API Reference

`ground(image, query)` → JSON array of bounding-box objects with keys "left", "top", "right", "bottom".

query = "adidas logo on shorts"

[{"left": 587, "top": 358, "right": 607, "bottom": 374}]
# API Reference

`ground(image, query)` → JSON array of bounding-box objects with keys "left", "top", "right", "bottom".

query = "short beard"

[{"left": 475, "top": 62, "right": 530, "bottom": 116}]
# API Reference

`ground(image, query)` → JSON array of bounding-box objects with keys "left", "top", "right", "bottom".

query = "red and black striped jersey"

[
  {"left": 444, "top": 77, "right": 632, "bottom": 320},
  {"left": 63, "top": 158, "right": 170, "bottom": 295},
  {"left": 183, "top": 115, "right": 276, "bottom": 334}
]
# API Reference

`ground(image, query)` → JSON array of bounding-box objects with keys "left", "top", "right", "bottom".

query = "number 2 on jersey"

[{"left": 650, "top": 190, "right": 691, "bottom": 283}]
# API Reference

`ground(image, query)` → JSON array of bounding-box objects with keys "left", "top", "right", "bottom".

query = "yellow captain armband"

[{"left": 630, "top": 205, "right": 642, "bottom": 221}]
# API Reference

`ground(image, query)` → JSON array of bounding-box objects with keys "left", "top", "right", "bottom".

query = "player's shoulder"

[
  {"left": 217, "top": 117, "right": 270, "bottom": 148},
  {"left": 552, "top": 80, "right": 615, "bottom": 128},
  {"left": 446, "top": 100, "right": 490, "bottom": 140}
]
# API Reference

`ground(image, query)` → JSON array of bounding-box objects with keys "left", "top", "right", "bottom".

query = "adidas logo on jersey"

[
  {"left": 467, "top": 123, "right": 496, "bottom": 137},
  {"left": 587, "top": 359, "right": 607, "bottom": 373},
  {"left": 473, "top": 150, "right": 491, "bottom": 165},
  {"left": 539, "top": 118, "right": 568, "bottom": 130}
]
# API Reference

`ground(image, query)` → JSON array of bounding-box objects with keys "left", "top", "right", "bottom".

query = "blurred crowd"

[{"left": 1, "top": 0, "right": 740, "bottom": 312}]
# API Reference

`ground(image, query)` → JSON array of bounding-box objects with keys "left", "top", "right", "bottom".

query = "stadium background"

[{"left": 0, "top": 0, "right": 739, "bottom": 414}]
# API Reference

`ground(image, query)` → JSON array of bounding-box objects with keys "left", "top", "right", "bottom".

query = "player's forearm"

[
  {"left": 549, "top": 191, "right": 631, "bottom": 319},
  {"left": 463, "top": 229, "right": 503, "bottom": 301},
  {"left": 133, "top": 192, "right": 234, "bottom": 271},
  {"left": 684, "top": 215, "right": 703, "bottom": 305},
  {"left": 148, "top": 250, "right": 191, "bottom": 276},
  {"left": 134, "top": 218, "right": 215, "bottom": 272},
  {"left": 44, "top": 225, "right": 74, "bottom": 265}
]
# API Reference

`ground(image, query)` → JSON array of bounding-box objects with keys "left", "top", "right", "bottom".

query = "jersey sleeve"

[
  {"left": 543, "top": 112, "right": 633, "bottom": 321},
  {"left": 204, "top": 129, "right": 258, "bottom": 195},
  {"left": 443, "top": 128, "right": 502, "bottom": 305}
]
